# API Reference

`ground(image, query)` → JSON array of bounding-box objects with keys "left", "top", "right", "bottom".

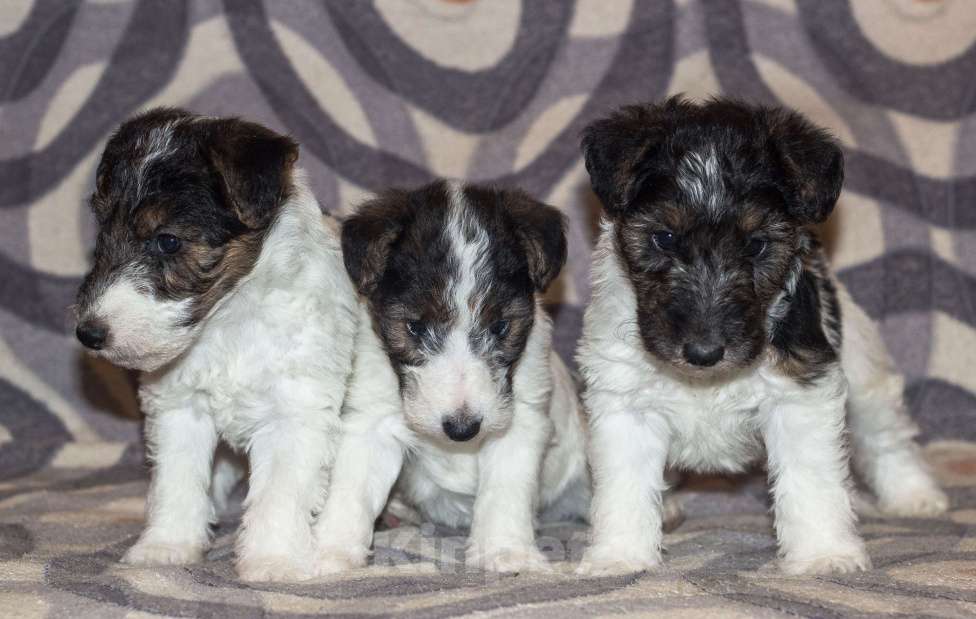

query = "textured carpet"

[{"left": 2, "top": 1, "right": 976, "bottom": 617}]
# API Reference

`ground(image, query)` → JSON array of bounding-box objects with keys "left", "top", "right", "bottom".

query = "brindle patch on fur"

[
  {"left": 769, "top": 246, "right": 840, "bottom": 385},
  {"left": 582, "top": 96, "right": 847, "bottom": 385}
]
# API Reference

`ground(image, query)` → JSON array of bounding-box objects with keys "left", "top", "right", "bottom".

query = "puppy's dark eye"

[
  {"left": 651, "top": 231, "right": 677, "bottom": 252},
  {"left": 745, "top": 237, "right": 767, "bottom": 258},
  {"left": 154, "top": 233, "right": 182, "bottom": 255},
  {"left": 406, "top": 320, "right": 426, "bottom": 338},
  {"left": 489, "top": 320, "right": 510, "bottom": 338}
]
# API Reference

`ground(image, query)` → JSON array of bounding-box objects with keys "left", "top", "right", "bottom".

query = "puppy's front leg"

[
  {"left": 122, "top": 407, "right": 218, "bottom": 566},
  {"left": 467, "top": 406, "right": 551, "bottom": 573},
  {"left": 235, "top": 416, "right": 337, "bottom": 582},
  {"left": 761, "top": 373, "right": 870, "bottom": 575},
  {"left": 313, "top": 415, "right": 404, "bottom": 575},
  {"left": 577, "top": 404, "right": 670, "bottom": 576}
]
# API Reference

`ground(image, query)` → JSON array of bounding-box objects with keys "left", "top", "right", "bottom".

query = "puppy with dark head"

[
  {"left": 577, "top": 97, "right": 947, "bottom": 576},
  {"left": 312, "top": 180, "right": 590, "bottom": 574},
  {"left": 75, "top": 109, "right": 359, "bottom": 581}
]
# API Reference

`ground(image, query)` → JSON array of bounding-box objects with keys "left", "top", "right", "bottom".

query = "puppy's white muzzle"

[{"left": 77, "top": 274, "right": 197, "bottom": 372}]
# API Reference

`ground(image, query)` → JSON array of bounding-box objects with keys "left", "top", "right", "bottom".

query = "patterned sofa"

[{"left": 1, "top": 1, "right": 975, "bottom": 616}]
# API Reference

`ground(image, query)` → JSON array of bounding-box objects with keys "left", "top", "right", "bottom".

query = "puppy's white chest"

[
  {"left": 397, "top": 444, "right": 480, "bottom": 527},
  {"left": 410, "top": 447, "right": 479, "bottom": 495},
  {"left": 661, "top": 377, "right": 766, "bottom": 473},
  {"left": 143, "top": 345, "right": 276, "bottom": 450}
]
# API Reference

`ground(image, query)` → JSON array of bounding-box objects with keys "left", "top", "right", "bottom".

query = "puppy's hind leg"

[
  {"left": 840, "top": 287, "right": 948, "bottom": 517},
  {"left": 538, "top": 472, "right": 591, "bottom": 524},
  {"left": 661, "top": 469, "right": 686, "bottom": 533},
  {"left": 551, "top": 468, "right": 681, "bottom": 529},
  {"left": 210, "top": 443, "right": 247, "bottom": 520}
]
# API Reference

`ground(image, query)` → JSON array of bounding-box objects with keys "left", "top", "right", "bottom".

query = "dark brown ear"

[
  {"left": 206, "top": 118, "right": 299, "bottom": 229},
  {"left": 766, "top": 110, "right": 844, "bottom": 224},
  {"left": 501, "top": 190, "right": 567, "bottom": 292},
  {"left": 581, "top": 97, "right": 693, "bottom": 217},
  {"left": 341, "top": 192, "right": 408, "bottom": 296}
]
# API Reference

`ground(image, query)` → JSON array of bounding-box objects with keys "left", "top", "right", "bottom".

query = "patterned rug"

[
  {"left": 2, "top": 1, "right": 976, "bottom": 617},
  {"left": 4, "top": 442, "right": 976, "bottom": 617}
]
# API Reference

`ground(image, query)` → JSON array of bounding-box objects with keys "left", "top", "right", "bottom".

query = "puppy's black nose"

[
  {"left": 683, "top": 342, "right": 724, "bottom": 367},
  {"left": 76, "top": 321, "right": 108, "bottom": 350},
  {"left": 442, "top": 415, "right": 481, "bottom": 442}
]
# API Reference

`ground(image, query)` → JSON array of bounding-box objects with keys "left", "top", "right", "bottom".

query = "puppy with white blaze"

[
  {"left": 312, "top": 180, "right": 589, "bottom": 574},
  {"left": 576, "top": 97, "right": 948, "bottom": 576},
  {"left": 75, "top": 109, "right": 358, "bottom": 581}
]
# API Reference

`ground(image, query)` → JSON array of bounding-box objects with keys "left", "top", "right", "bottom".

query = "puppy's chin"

[
  {"left": 89, "top": 345, "right": 187, "bottom": 373},
  {"left": 645, "top": 348, "right": 759, "bottom": 384},
  {"left": 87, "top": 324, "right": 200, "bottom": 372},
  {"left": 422, "top": 427, "right": 487, "bottom": 451},
  {"left": 669, "top": 360, "right": 740, "bottom": 381}
]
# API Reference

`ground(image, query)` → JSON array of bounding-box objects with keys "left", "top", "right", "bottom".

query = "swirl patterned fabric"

[{"left": 2, "top": 1, "right": 976, "bottom": 617}]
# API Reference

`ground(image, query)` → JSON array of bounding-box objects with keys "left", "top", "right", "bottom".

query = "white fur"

[
  {"left": 313, "top": 185, "right": 589, "bottom": 574},
  {"left": 85, "top": 268, "right": 197, "bottom": 371},
  {"left": 576, "top": 221, "right": 945, "bottom": 576},
  {"left": 117, "top": 176, "right": 359, "bottom": 581}
]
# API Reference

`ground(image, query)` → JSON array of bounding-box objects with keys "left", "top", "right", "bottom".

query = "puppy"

[
  {"left": 75, "top": 109, "right": 358, "bottom": 581},
  {"left": 576, "top": 97, "right": 948, "bottom": 576},
  {"left": 312, "top": 180, "right": 589, "bottom": 573}
]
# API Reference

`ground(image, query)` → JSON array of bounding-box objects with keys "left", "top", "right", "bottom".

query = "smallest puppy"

[
  {"left": 577, "top": 97, "right": 947, "bottom": 576},
  {"left": 313, "top": 180, "right": 589, "bottom": 574},
  {"left": 75, "top": 109, "right": 358, "bottom": 581}
]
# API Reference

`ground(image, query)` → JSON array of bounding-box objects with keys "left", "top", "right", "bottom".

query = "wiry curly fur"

[
  {"left": 75, "top": 110, "right": 358, "bottom": 581},
  {"left": 313, "top": 180, "right": 590, "bottom": 574},
  {"left": 576, "top": 97, "right": 947, "bottom": 576}
]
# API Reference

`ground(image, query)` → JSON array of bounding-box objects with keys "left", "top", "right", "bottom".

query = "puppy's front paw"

[
  {"left": 781, "top": 547, "right": 871, "bottom": 576},
  {"left": 313, "top": 546, "right": 369, "bottom": 576},
  {"left": 236, "top": 556, "right": 314, "bottom": 582},
  {"left": 466, "top": 544, "right": 550, "bottom": 574},
  {"left": 575, "top": 544, "right": 660, "bottom": 576},
  {"left": 879, "top": 486, "right": 949, "bottom": 518},
  {"left": 121, "top": 540, "right": 204, "bottom": 566}
]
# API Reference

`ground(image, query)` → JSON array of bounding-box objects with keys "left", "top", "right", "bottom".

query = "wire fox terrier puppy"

[
  {"left": 312, "top": 180, "right": 590, "bottom": 574},
  {"left": 75, "top": 109, "right": 358, "bottom": 581},
  {"left": 576, "top": 97, "right": 948, "bottom": 576}
]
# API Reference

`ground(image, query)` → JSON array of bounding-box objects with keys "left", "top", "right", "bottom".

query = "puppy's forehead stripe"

[
  {"left": 132, "top": 122, "right": 181, "bottom": 206},
  {"left": 444, "top": 180, "right": 492, "bottom": 324},
  {"left": 675, "top": 148, "right": 725, "bottom": 216}
]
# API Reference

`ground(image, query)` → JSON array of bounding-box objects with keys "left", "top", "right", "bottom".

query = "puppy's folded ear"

[
  {"left": 766, "top": 111, "right": 844, "bottom": 224},
  {"left": 501, "top": 190, "right": 567, "bottom": 292},
  {"left": 341, "top": 193, "right": 407, "bottom": 296},
  {"left": 206, "top": 118, "right": 300, "bottom": 229},
  {"left": 581, "top": 99, "right": 693, "bottom": 216}
]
